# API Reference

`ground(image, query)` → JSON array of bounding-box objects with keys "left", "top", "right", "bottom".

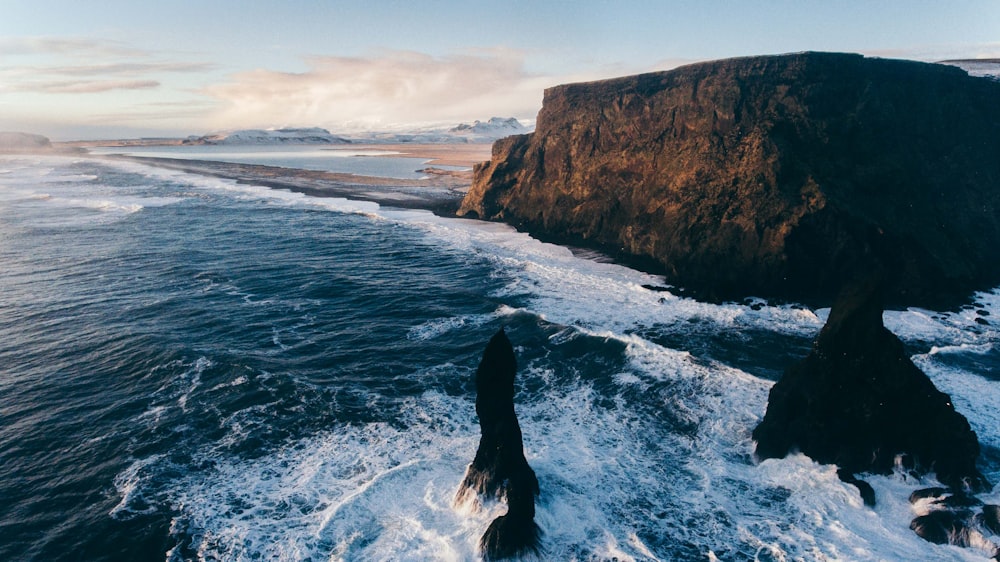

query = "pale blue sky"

[{"left": 1, "top": 0, "right": 997, "bottom": 139}]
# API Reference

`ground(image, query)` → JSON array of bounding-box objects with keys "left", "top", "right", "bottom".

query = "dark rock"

[
  {"left": 911, "top": 510, "right": 975, "bottom": 546},
  {"left": 937, "top": 493, "right": 983, "bottom": 509},
  {"left": 909, "top": 487, "right": 949, "bottom": 504},
  {"left": 981, "top": 505, "right": 1000, "bottom": 535},
  {"left": 753, "top": 277, "right": 989, "bottom": 492},
  {"left": 455, "top": 328, "right": 542, "bottom": 560},
  {"left": 458, "top": 52, "right": 1000, "bottom": 308},
  {"left": 837, "top": 469, "right": 876, "bottom": 506}
]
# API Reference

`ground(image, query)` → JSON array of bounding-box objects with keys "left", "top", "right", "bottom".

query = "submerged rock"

[
  {"left": 458, "top": 52, "right": 1000, "bottom": 308},
  {"left": 837, "top": 469, "right": 875, "bottom": 507},
  {"left": 455, "top": 328, "right": 541, "bottom": 559},
  {"left": 753, "top": 277, "right": 989, "bottom": 493},
  {"left": 908, "top": 488, "right": 1000, "bottom": 557}
]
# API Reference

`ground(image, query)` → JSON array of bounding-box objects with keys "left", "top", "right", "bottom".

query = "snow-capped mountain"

[
  {"left": 184, "top": 127, "right": 351, "bottom": 145},
  {"left": 448, "top": 117, "right": 528, "bottom": 138},
  {"left": 344, "top": 117, "right": 532, "bottom": 144},
  {"left": 181, "top": 119, "right": 532, "bottom": 146}
]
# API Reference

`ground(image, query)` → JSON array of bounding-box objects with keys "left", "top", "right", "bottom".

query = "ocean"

[{"left": 0, "top": 152, "right": 998, "bottom": 561}]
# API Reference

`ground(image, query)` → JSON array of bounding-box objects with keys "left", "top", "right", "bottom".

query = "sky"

[{"left": 1, "top": 0, "right": 997, "bottom": 140}]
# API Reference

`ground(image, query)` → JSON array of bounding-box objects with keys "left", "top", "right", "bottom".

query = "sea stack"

[
  {"left": 753, "top": 277, "right": 989, "bottom": 494},
  {"left": 456, "top": 328, "right": 541, "bottom": 560},
  {"left": 458, "top": 52, "right": 1000, "bottom": 308}
]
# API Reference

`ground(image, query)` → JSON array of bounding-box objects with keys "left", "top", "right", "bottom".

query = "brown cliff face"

[{"left": 459, "top": 52, "right": 1000, "bottom": 307}]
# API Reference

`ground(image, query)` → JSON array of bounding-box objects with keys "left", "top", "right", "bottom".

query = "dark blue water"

[{"left": 1, "top": 155, "right": 998, "bottom": 561}]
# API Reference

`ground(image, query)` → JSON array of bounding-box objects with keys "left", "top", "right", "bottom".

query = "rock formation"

[
  {"left": 753, "top": 277, "right": 989, "bottom": 494},
  {"left": 455, "top": 328, "right": 541, "bottom": 560},
  {"left": 908, "top": 487, "right": 1000, "bottom": 558},
  {"left": 0, "top": 132, "right": 52, "bottom": 153},
  {"left": 458, "top": 52, "right": 1000, "bottom": 308}
]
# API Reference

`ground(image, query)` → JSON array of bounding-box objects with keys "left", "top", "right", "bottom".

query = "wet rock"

[
  {"left": 753, "top": 277, "right": 989, "bottom": 493},
  {"left": 981, "top": 505, "right": 1000, "bottom": 535},
  {"left": 909, "top": 487, "right": 949, "bottom": 504},
  {"left": 911, "top": 510, "right": 975, "bottom": 546},
  {"left": 455, "top": 328, "right": 542, "bottom": 560},
  {"left": 837, "top": 469, "right": 875, "bottom": 507}
]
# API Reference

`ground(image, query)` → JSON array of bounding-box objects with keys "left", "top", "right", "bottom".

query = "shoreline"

[{"left": 96, "top": 150, "right": 478, "bottom": 217}]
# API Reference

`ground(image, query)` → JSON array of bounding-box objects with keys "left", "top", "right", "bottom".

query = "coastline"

[{"left": 92, "top": 143, "right": 491, "bottom": 216}]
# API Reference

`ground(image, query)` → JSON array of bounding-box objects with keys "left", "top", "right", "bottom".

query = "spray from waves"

[
  {"left": 123, "top": 315, "right": 999, "bottom": 561},
  {"left": 84, "top": 157, "right": 1000, "bottom": 560},
  {"left": 0, "top": 155, "right": 188, "bottom": 225}
]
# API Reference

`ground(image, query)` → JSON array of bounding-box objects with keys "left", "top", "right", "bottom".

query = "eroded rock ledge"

[{"left": 459, "top": 52, "right": 1000, "bottom": 308}]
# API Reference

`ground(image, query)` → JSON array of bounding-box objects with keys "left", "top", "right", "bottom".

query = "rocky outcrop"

[
  {"left": 752, "top": 277, "right": 989, "bottom": 493},
  {"left": 458, "top": 52, "right": 1000, "bottom": 308},
  {"left": 908, "top": 487, "right": 1000, "bottom": 557},
  {"left": 455, "top": 328, "right": 541, "bottom": 560},
  {"left": 0, "top": 132, "right": 52, "bottom": 152}
]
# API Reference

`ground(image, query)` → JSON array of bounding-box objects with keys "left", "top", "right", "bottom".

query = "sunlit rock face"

[{"left": 459, "top": 52, "right": 1000, "bottom": 308}]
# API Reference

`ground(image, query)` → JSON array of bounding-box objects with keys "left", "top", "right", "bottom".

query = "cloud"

[
  {"left": 9, "top": 61, "right": 218, "bottom": 78},
  {"left": 0, "top": 37, "right": 148, "bottom": 59},
  {"left": 202, "top": 49, "right": 597, "bottom": 130},
  {"left": 4, "top": 79, "right": 161, "bottom": 94},
  {"left": 0, "top": 36, "right": 214, "bottom": 99}
]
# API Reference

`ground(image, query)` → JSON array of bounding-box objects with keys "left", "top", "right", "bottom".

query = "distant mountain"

[
  {"left": 449, "top": 117, "right": 528, "bottom": 138},
  {"left": 183, "top": 127, "right": 352, "bottom": 145},
  {"left": 0, "top": 132, "right": 52, "bottom": 152},
  {"left": 939, "top": 59, "right": 1000, "bottom": 80},
  {"left": 344, "top": 118, "right": 532, "bottom": 144},
  {"left": 178, "top": 119, "right": 531, "bottom": 146}
]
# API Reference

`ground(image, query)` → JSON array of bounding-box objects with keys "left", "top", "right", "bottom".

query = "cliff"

[{"left": 458, "top": 52, "right": 1000, "bottom": 307}]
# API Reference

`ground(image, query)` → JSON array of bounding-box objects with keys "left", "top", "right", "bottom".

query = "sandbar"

[{"left": 97, "top": 150, "right": 481, "bottom": 216}]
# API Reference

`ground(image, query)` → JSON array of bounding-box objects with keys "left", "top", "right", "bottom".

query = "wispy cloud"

[
  {"left": 4, "top": 61, "right": 218, "bottom": 78},
  {"left": 3, "top": 79, "right": 161, "bottom": 94},
  {"left": 202, "top": 49, "right": 604, "bottom": 130},
  {"left": 0, "top": 37, "right": 148, "bottom": 59},
  {"left": 0, "top": 36, "right": 216, "bottom": 95}
]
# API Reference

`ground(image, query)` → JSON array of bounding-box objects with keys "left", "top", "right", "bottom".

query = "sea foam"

[{"left": 81, "top": 156, "right": 1000, "bottom": 561}]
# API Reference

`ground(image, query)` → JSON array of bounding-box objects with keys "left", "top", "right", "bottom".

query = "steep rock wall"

[{"left": 459, "top": 52, "right": 1000, "bottom": 307}]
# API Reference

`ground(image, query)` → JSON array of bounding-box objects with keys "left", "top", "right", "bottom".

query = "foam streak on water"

[{"left": 1, "top": 155, "right": 997, "bottom": 561}]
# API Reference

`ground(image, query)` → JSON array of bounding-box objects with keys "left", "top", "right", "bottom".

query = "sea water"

[
  {"left": 86, "top": 145, "right": 468, "bottom": 180},
  {"left": 0, "top": 154, "right": 998, "bottom": 561}
]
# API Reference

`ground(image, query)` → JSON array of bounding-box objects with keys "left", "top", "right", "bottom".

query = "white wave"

[
  {"left": 165, "top": 392, "right": 486, "bottom": 561},
  {"left": 380, "top": 211, "right": 826, "bottom": 341},
  {"left": 407, "top": 311, "right": 500, "bottom": 342},
  {"left": 914, "top": 352, "right": 1000, "bottom": 464},
  {"left": 155, "top": 340, "right": 998, "bottom": 561},
  {"left": 72, "top": 155, "right": 997, "bottom": 560},
  {"left": 110, "top": 454, "right": 167, "bottom": 520},
  {"left": 886, "top": 293, "right": 998, "bottom": 348}
]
